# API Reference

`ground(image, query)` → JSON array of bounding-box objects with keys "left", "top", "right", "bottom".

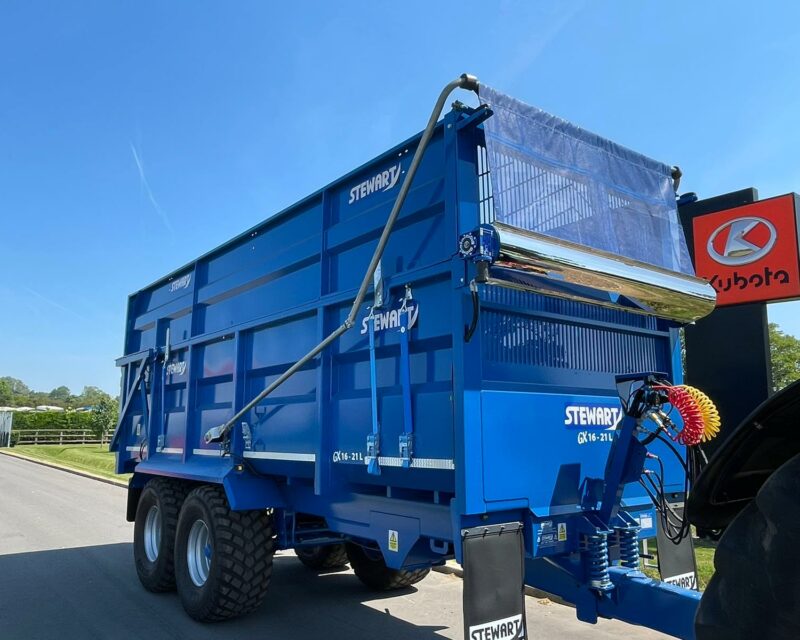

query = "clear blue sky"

[{"left": 2, "top": 2, "right": 800, "bottom": 395}]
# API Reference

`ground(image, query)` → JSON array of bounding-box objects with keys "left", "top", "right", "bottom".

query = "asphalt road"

[{"left": 0, "top": 453, "right": 669, "bottom": 640}]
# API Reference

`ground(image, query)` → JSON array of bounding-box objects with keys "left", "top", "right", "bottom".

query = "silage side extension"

[{"left": 111, "top": 76, "right": 717, "bottom": 638}]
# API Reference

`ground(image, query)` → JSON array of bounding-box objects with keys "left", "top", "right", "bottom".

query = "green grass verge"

[
  {"left": 643, "top": 537, "right": 716, "bottom": 590},
  {"left": 9, "top": 444, "right": 130, "bottom": 483},
  {"left": 693, "top": 539, "right": 716, "bottom": 589}
]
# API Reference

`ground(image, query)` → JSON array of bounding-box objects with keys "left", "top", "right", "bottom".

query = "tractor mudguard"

[{"left": 688, "top": 378, "right": 800, "bottom": 530}]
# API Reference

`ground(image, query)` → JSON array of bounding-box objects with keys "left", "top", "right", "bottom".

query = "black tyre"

[
  {"left": 345, "top": 542, "right": 430, "bottom": 591},
  {"left": 295, "top": 544, "right": 349, "bottom": 570},
  {"left": 133, "top": 477, "right": 187, "bottom": 592},
  {"left": 174, "top": 485, "right": 274, "bottom": 622},
  {"left": 696, "top": 452, "right": 800, "bottom": 640}
]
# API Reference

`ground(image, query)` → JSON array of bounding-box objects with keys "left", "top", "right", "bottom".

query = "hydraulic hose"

[{"left": 205, "top": 73, "right": 480, "bottom": 444}]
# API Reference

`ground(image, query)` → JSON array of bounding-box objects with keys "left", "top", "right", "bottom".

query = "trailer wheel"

[
  {"left": 133, "top": 477, "right": 187, "bottom": 592},
  {"left": 696, "top": 452, "right": 800, "bottom": 640},
  {"left": 174, "top": 485, "right": 274, "bottom": 622},
  {"left": 345, "top": 543, "right": 430, "bottom": 590},
  {"left": 295, "top": 544, "right": 349, "bottom": 570}
]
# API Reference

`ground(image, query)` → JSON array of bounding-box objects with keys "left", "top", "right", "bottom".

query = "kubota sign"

[{"left": 693, "top": 194, "right": 800, "bottom": 305}]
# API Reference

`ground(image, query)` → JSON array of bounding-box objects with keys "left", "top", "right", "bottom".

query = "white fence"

[{"left": 11, "top": 429, "right": 108, "bottom": 446}]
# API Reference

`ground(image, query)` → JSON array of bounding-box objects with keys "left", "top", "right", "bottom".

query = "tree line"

[
  {"left": 0, "top": 377, "right": 116, "bottom": 409},
  {"left": 768, "top": 323, "right": 800, "bottom": 392}
]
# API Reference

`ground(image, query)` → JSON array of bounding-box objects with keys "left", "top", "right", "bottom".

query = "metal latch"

[
  {"left": 398, "top": 286, "right": 414, "bottom": 468},
  {"left": 366, "top": 433, "right": 380, "bottom": 475},
  {"left": 399, "top": 433, "right": 414, "bottom": 468},
  {"left": 241, "top": 422, "right": 252, "bottom": 451}
]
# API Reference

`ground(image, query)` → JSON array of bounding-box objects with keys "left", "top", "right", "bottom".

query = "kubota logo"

[
  {"left": 706, "top": 216, "right": 777, "bottom": 266},
  {"left": 348, "top": 162, "right": 402, "bottom": 205}
]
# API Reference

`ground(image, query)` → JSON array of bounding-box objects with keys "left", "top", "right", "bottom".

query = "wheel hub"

[
  {"left": 143, "top": 505, "right": 161, "bottom": 563},
  {"left": 187, "top": 519, "right": 212, "bottom": 587}
]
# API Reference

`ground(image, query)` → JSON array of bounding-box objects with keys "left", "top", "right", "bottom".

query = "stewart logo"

[
  {"left": 166, "top": 361, "right": 187, "bottom": 376},
  {"left": 663, "top": 571, "right": 698, "bottom": 590},
  {"left": 348, "top": 162, "right": 402, "bottom": 205},
  {"left": 360, "top": 302, "right": 419, "bottom": 335},
  {"left": 169, "top": 274, "right": 191, "bottom": 292},
  {"left": 564, "top": 404, "right": 622, "bottom": 430},
  {"left": 469, "top": 614, "right": 525, "bottom": 640}
]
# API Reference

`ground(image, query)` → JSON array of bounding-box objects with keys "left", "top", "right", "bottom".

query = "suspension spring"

[
  {"left": 614, "top": 525, "right": 641, "bottom": 570},
  {"left": 582, "top": 532, "right": 612, "bottom": 590}
]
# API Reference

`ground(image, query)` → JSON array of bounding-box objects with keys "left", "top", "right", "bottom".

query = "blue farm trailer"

[{"left": 111, "top": 75, "right": 723, "bottom": 638}]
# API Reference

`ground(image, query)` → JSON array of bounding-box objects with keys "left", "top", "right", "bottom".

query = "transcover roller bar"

[{"left": 489, "top": 222, "right": 716, "bottom": 323}]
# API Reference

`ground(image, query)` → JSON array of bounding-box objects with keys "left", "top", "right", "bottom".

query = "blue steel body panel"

[{"left": 113, "top": 107, "right": 686, "bottom": 570}]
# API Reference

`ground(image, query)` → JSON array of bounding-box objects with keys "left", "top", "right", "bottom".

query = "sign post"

[{"left": 680, "top": 190, "right": 800, "bottom": 456}]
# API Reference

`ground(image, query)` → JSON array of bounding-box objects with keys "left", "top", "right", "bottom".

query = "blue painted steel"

[
  {"left": 602, "top": 567, "right": 701, "bottom": 639},
  {"left": 398, "top": 307, "right": 414, "bottom": 467},
  {"left": 525, "top": 559, "right": 700, "bottom": 638},
  {"left": 599, "top": 412, "right": 648, "bottom": 524},
  {"left": 458, "top": 224, "right": 499, "bottom": 262},
  {"left": 111, "top": 100, "right": 699, "bottom": 636},
  {"left": 366, "top": 308, "right": 380, "bottom": 475}
]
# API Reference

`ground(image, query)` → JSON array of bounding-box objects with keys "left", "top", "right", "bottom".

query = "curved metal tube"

[
  {"left": 205, "top": 74, "right": 480, "bottom": 444},
  {"left": 489, "top": 222, "right": 716, "bottom": 323}
]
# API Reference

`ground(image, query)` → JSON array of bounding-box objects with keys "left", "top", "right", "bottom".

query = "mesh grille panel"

[
  {"left": 481, "top": 309, "right": 666, "bottom": 373},
  {"left": 481, "top": 286, "right": 659, "bottom": 330}
]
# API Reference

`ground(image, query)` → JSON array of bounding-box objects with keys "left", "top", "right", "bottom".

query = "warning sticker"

[
  {"left": 388, "top": 530, "right": 399, "bottom": 553},
  {"left": 557, "top": 523, "right": 567, "bottom": 542}
]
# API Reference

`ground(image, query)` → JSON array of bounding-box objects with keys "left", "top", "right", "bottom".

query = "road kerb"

[{"left": 0, "top": 448, "right": 127, "bottom": 488}]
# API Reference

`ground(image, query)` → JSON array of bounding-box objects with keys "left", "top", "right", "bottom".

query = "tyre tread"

[
  {"left": 135, "top": 477, "right": 188, "bottom": 592},
  {"left": 296, "top": 543, "right": 349, "bottom": 570},
  {"left": 345, "top": 543, "right": 430, "bottom": 591},
  {"left": 179, "top": 485, "right": 273, "bottom": 622},
  {"left": 696, "top": 453, "right": 800, "bottom": 640}
]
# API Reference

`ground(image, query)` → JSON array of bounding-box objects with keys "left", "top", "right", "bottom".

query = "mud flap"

[
  {"left": 462, "top": 522, "right": 527, "bottom": 640},
  {"left": 656, "top": 503, "right": 699, "bottom": 590}
]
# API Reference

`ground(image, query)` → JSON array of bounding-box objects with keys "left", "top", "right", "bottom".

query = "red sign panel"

[{"left": 692, "top": 194, "right": 800, "bottom": 305}]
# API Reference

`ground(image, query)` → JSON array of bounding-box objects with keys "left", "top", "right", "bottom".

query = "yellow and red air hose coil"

[{"left": 653, "top": 385, "right": 721, "bottom": 446}]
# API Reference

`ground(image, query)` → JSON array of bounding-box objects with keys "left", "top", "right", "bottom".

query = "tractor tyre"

[{"left": 695, "top": 452, "right": 800, "bottom": 640}]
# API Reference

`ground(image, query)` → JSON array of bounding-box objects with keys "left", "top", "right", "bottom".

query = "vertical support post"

[
  {"left": 366, "top": 312, "right": 381, "bottom": 475},
  {"left": 598, "top": 413, "right": 646, "bottom": 525},
  {"left": 398, "top": 295, "right": 414, "bottom": 467},
  {"left": 315, "top": 190, "right": 332, "bottom": 495},
  {"left": 182, "top": 344, "right": 195, "bottom": 460},
  {"left": 679, "top": 188, "right": 773, "bottom": 458}
]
